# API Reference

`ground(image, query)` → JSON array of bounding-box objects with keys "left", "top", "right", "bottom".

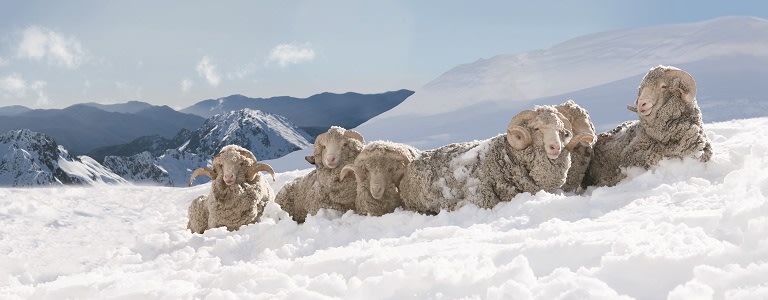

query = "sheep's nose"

[{"left": 224, "top": 174, "right": 234, "bottom": 184}]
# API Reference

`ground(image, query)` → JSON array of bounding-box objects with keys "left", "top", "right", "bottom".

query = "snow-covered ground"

[{"left": 1, "top": 117, "right": 767, "bottom": 299}]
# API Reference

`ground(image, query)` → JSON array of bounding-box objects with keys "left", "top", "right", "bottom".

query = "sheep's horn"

[
  {"left": 315, "top": 132, "right": 328, "bottom": 146},
  {"left": 566, "top": 133, "right": 596, "bottom": 151},
  {"left": 343, "top": 130, "right": 365, "bottom": 143},
  {"left": 665, "top": 68, "right": 697, "bottom": 103},
  {"left": 250, "top": 163, "right": 276, "bottom": 181},
  {"left": 506, "top": 110, "right": 537, "bottom": 150},
  {"left": 340, "top": 164, "right": 364, "bottom": 181},
  {"left": 189, "top": 167, "right": 214, "bottom": 187}
]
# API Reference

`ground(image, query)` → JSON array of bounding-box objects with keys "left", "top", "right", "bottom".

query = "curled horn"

[
  {"left": 189, "top": 167, "right": 215, "bottom": 187},
  {"left": 340, "top": 164, "right": 365, "bottom": 181},
  {"left": 665, "top": 68, "right": 697, "bottom": 103},
  {"left": 234, "top": 148, "right": 274, "bottom": 182},
  {"left": 343, "top": 130, "right": 365, "bottom": 143},
  {"left": 251, "top": 163, "right": 276, "bottom": 182},
  {"left": 556, "top": 105, "right": 595, "bottom": 151},
  {"left": 506, "top": 110, "right": 538, "bottom": 150}
]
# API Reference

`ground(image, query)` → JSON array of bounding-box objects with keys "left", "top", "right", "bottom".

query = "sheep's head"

[
  {"left": 340, "top": 143, "right": 414, "bottom": 200},
  {"left": 506, "top": 106, "right": 573, "bottom": 160},
  {"left": 556, "top": 100, "right": 596, "bottom": 151},
  {"left": 628, "top": 65, "right": 697, "bottom": 119},
  {"left": 313, "top": 126, "right": 365, "bottom": 169},
  {"left": 188, "top": 145, "right": 275, "bottom": 187}
]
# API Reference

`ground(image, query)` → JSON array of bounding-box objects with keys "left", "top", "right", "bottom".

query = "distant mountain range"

[{"left": 181, "top": 89, "right": 414, "bottom": 136}]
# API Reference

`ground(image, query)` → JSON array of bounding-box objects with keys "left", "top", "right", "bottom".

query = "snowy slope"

[
  {"left": 358, "top": 16, "right": 768, "bottom": 149},
  {"left": 1, "top": 117, "right": 767, "bottom": 299},
  {"left": 0, "top": 129, "right": 126, "bottom": 186}
]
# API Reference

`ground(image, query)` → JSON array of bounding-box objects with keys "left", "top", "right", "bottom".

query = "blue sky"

[{"left": 1, "top": 0, "right": 767, "bottom": 109}]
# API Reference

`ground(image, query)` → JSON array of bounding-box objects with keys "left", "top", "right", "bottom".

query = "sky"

[{"left": 1, "top": 1, "right": 767, "bottom": 110}]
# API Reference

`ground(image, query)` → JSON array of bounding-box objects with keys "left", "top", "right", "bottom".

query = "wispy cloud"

[
  {"left": 196, "top": 56, "right": 221, "bottom": 87},
  {"left": 16, "top": 26, "right": 85, "bottom": 69},
  {"left": 0, "top": 73, "right": 49, "bottom": 106},
  {"left": 268, "top": 43, "right": 315, "bottom": 67},
  {"left": 0, "top": 57, "right": 8, "bottom": 66},
  {"left": 181, "top": 79, "right": 193, "bottom": 93}
]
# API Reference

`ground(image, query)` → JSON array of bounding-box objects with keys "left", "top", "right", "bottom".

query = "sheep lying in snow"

[
  {"left": 400, "top": 106, "right": 574, "bottom": 214},
  {"left": 340, "top": 141, "right": 421, "bottom": 216},
  {"left": 275, "top": 126, "right": 365, "bottom": 223},
  {"left": 583, "top": 65, "right": 713, "bottom": 187},
  {"left": 187, "top": 145, "right": 276, "bottom": 234},
  {"left": 555, "top": 100, "right": 597, "bottom": 193}
]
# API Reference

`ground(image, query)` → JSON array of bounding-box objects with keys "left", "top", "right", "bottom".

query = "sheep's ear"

[
  {"left": 305, "top": 155, "right": 316, "bottom": 165},
  {"left": 626, "top": 105, "right": 638, "bottom": 113},
  {"left": 340, "top": 165, "right": 364, "bottom": 181},
  {"left": 506, "top": 127, "right": 531, "bottom": 150},
  {"left": 248, "top": 163, "right": 276, "bottom": 182},
  {"left": 189, "top": 167, "right": 214, "bottom": 187},
  {"left": 666, "top": 69, "right": 697, "bottom": 103},
  {"left": 343, "top": 130, "right": 365, "bottom": 144}
]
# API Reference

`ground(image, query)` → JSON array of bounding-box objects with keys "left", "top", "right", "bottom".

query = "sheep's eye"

[
  {"left": 563, "top": 131, "right": 571, "bottom": 138},
  {"left": 661, "top": 84, "right": 668, "bottom": 89},
  {"left": 533, "top": 127, "right": 540, "bottom": 132}
]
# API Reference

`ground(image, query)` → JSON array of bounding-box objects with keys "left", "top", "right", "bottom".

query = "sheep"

[
  {"left": 583, "top": 65, "right": 713, "bottom": 188},
  {"left": 399, "top": 106, "right": 574, "bottom": 214},
  {"left": 186, "top": 145, "right": 276, "bottom": 234},
  {"left": 555, "top": 100, "right": 597, "bottom": 193},
  {"left": 275, "top": 126, "right": 365, "bottom": 223},
  {"left": 339, "top": 141, "right": 421, "bottom": 216}
]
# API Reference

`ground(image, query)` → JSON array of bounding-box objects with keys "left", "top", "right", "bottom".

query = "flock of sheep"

[{"left": 186, "top": 65, "right": 713, "bottom": 234}]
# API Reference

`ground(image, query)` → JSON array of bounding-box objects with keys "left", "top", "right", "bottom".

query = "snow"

[{"left": 1, "top": 117, "right": 767, "bottom": 299}]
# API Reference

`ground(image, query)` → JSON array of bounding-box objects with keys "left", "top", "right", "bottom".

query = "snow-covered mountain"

[
  {"left": 0, "top": 129, "right": 126, "bottom": 186},
  {"left": 181, "top": 89, "right": 414, "bottom": 136},
  {"left": 105, "top": 109, "right": 313, "bottom": 186},
  {"left": 357, "top": 16, "right": 768, "bottom": 150}
]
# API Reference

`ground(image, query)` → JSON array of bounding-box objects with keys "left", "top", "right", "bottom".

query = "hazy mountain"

[
  {"left": 0, "top": 104, "right": 205, "bottom": 155},
  {"left": 181, "top": 89, "right": 414, "bottom": 136},
  {"left": 0, "top": 105, "right": 32, "bottom": 116},
  {"left": 356, "top": 16, "right": 768, "bottom": 150},
  {"left": 105, "top": 109, "right": 312, "bottom": 186},
  {"left": 0, "top": 129, "right": 127, "bottom": 186},
  {"left": 81, "top": 100, "right": 155, "bottom": 113}
]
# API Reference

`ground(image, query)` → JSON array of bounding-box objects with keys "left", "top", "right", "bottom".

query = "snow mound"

[{"left": 1, "top": 117, "right": 767, "bottom": 299}]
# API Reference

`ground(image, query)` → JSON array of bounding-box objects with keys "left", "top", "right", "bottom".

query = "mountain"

[
  {"left": 356, "top": 16, "right": 768, "bottom": 150},
  {"left": 0, "top": 129, "right": 127, "bottom": 186},
  {"left": 0, "top": 104, "right": 205, "bottom": 155},
  {"left": 104, "top": 109, "right": 313, "bottom": 186},
  {"left": 81, "top": 100, "right": 155, "bottom": 113},
  {"left": 181, "top": 89, "right": 414, "bottom": 136},
  {"left": 0, "top": 105, "right": 32, "bottom": 116}
]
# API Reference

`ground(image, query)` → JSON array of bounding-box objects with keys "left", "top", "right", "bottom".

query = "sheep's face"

[
  {"left": 528, "top": 112, "right": 573, "bottom": 160},
  {"left": 315, "top": 127, "right": 365, "bottom": 169},
  {"left": 631, "top": 66, "right": 697, "bottom": 120},
  {"left": 322, "top": 136, "right": 347, "bottom": 169},
  {"left": 215, "top": 151, "right": 253, "bottom": 186},
  {"left": 364, "top": 161, "right": 404, "bottom": 200}
]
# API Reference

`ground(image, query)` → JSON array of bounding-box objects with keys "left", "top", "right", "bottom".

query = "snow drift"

[{"left": 1, "top": 117, "right": 767, "bottom": 299}]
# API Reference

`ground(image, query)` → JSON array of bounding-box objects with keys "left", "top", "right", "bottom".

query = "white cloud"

[
  {"left": 268, "top": 43, "right": 315, "bottom": 67},
  {"left": 181, "top": 79, "right": 193, "bottom": 93},
  {"left": 16, "top": 26, "right": 85, "bottom": 69},
  {"left": 196, "top": 56, "right": 221, "bottom": 87},
  {"left": 0, "top": 73, "right": 49, "bottom": 107}
]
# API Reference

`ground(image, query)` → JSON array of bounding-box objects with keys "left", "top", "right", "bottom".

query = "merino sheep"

[
  {"left": 400, "top": 106, "right": 573, "bottom": 214},
  {"left": 555, "top": 100, "right": 597, "bottom": 193},
  {"left": 275, "top": 126, "right": 365, "bottom": 223},
  {"left": 340, "top": 141, "right": 421, "bottom": 216},
  {"left": 186, "top": 145, "right": 276, "bottom": 234},
  {"left": 583, "top": 65, "right": 713, "bottom": 187}
]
